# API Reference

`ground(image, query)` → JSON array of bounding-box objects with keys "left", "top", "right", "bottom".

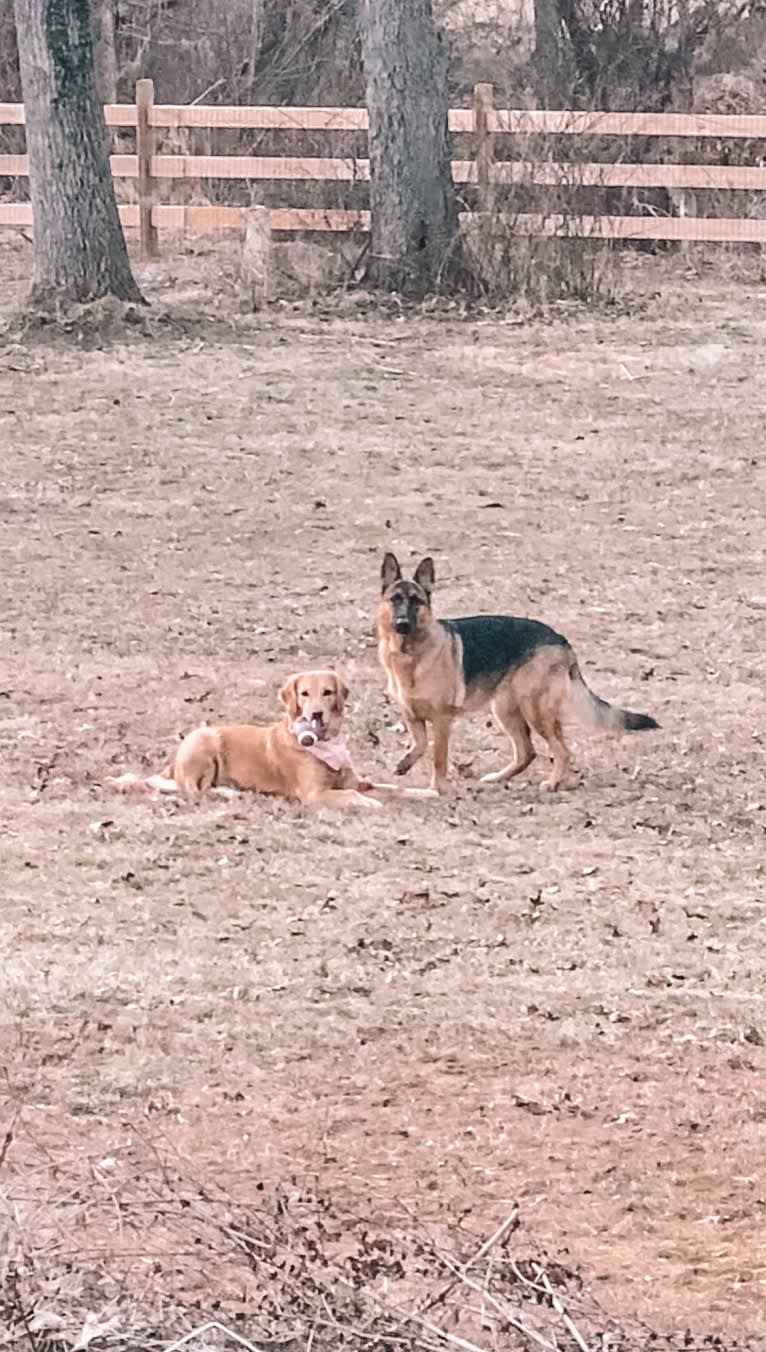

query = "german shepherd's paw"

[{"left": 479, "top": 769, "right": 508, "bottom": 784}]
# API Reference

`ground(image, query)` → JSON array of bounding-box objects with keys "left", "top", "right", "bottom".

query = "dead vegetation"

[
  {"left": 1, "top": 249, "right": 766, "bottom": 1345},
  {"left": 1, "top": 1153, "right": 754, "bottom": 1351}
]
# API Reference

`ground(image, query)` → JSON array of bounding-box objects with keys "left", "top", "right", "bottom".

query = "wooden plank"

[
  {"left": 454, "top": 159, "right": 766, "bottom": 189},
  {"left": 4, "top": 149, "right": 766, "bottom": 191},
  {"left": 105, "top": 103, "right": 138, "bottom": 127},
  {"left": 511, "top": 212, "right": 766, "bottom": 240},
  {"left": 153, "top": 204, "right": 243, "bottom": 228},
  {"left": 153, "top": 156, "right": 766, "bottom": 191},
  {"left": 0, "top": 154, "right": 139, "bottom": 177},
  {"left": 4, "top": 200, "right": 766, "bottom": 240},
  {"left": 448, "top": 109, "right": 475, "bottom": 132},
  {"left": 148, "top": 204, "right": 766, "bottom": 240},
  {"left": 110, "top": 154, "right": 138, "bottom": 176},
  {"left": 150, "top": 154, "right": 370, "bottom": 180},
  {"left": 150, "top": 104, "right": 369, "bottom": 130},
  {"left": 152, "top": 205, "right": 370, "bottom": 230},
  {"left": 270, "top": 207, "right": 370, "bottom": 232},
  {"left": 0, "top": 203, "right": 138, "bottom": 227},
  {"left": 4, "top": 99, "right": 766, "bottom": 138},
  {"left": 489, "top": 108, "right": 766, "bottom": 138},
  {"left": 0, "top": 203, "right": 32, "bottom": 224},
  {"left": 141, "top": 154, "right": 766, "bottom": 191},
  {"left": 0, "top": 98, "right": 474, "bottom": 133},
  {"left": 0, "top": 102, "right": 136, "bottom": 126},
  {"left": 151, "top": 104, "right": 473, "bottom": 132},
  {"left": 580, "top": 160, "right": 766, "bottom": 189},
  {"left": 5, "top": 97, "right": 766, "bottom": 139},
  {"left": 0, "top": 152, "right": 136, "bottom": 175},
  {"left": 0, "top": 103, "right": 25, "bottom": 125}
]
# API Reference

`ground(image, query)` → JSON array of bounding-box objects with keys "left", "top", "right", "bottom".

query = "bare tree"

[
  {"left": 538, "top": 0, "right": 714, "bottom": 111},
  {"left": 90, "top": 0, "right": 118, "bottom": 105},
  {"left": 13, "top": 0, "right": 144, "bottom": 306},
  {"left": 359, "top": 0, "right": 462, "bottom": 295},
  {"left": 533, "top": 0, "right": 566, "bottom": 106}
]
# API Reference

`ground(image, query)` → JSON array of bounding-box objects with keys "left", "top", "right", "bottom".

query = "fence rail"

[
  {"left": 5, "top": 153, "right": 766, "bottom": 191},
  {"left": 2, "top": 79, "right": 766, "bottom": 256}
]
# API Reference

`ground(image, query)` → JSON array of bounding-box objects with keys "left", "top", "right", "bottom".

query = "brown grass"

[{"left": 1, "top": 237, "right": 765, "bottom": 1346}]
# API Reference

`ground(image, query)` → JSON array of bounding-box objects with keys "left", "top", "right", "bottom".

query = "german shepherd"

[{"left": 377, "top": 553, "right": 659, "bottom": 792}]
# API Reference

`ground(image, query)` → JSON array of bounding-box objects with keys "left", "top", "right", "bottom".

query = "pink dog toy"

[
  {"left": 291, "top": 715, "right": 353, "bottom": 772},
  {"left": 292, "top": 714, "right": 319, "bottom": 748}
]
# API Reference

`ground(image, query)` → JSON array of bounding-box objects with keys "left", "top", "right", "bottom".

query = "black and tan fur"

[{"left": 377, "top": 553, "right": 659, "bottom": 792}]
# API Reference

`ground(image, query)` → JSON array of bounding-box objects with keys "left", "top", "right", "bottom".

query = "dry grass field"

[{"left": 1, "top": 239, "right": 765, "bottom": 1348}]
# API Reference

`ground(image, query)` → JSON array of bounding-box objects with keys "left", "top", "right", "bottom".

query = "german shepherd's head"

[{"left": 378, "top": 552, "right": 435, "bottom": 642}]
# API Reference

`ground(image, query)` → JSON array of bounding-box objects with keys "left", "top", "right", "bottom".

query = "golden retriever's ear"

[
  {"left": 334, "top": 673, "right": 350, "bottom": 709},
  {"left": 381, "top": 552, "right": 401, "bottom": 594},
  {"left": 414, "top": 556, "right": 435, "bottom": 597},
  {"left": 278, "top": 675, "right": 300, "bottom": 717}
]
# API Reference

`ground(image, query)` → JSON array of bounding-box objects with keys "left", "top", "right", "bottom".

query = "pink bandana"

[
  {"left": 303, "top": 736, "right": 353, "bottom": 772},
  {"left": 291, "top": 718, "right": 353, "bottom": 772}
]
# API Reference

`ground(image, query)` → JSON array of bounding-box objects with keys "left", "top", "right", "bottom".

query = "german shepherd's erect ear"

[
  {"left": 413, "top": 557, "right": 435, "bottom": 599},
  {"left": 381, "top": 552, "right": 402, "bottom": 594}
]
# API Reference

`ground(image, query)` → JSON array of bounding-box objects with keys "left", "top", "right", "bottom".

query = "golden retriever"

[{"left": 106, "top": 668, "right": 436, "bottom": 810}]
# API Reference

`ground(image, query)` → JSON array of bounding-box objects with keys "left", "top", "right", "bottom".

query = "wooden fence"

[{"left": 3, "top": 78, "right": 766, "bottom": 257}]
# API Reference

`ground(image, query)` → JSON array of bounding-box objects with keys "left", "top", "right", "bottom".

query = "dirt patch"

[{"left": 1, "top": 249, "right": 765, "bottom": 1345}]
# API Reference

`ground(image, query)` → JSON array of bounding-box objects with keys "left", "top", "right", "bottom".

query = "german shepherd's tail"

[{"left": 567, "top": 661, "right": 659, "bottom": 734}]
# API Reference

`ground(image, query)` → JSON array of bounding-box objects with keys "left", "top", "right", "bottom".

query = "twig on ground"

[
  {"left": 0, "top": 1106, "right": 21, "bottom": 1169},
  {"left": 164, "top": 1319, "right": 265, "bottom": 1352},
  {"left": 434, "top": 1254, "right": 558, "bottom": 1352},
  {"left": 89, "top": 1161, "right": 125, "bottom": 1242},
  {"left": 418, "top": 1206, "right": 520, "bottom": 1313},
  {"left": 533, "top": 1263, "right": 591, "bottom": 1352},
  {"left": 5, "top": 1265, "right": 40, "bottom": 1352},
  {"left": 317, "top": 1294, "right": 411, "bottom": 1346},
  {"left": 404, "top": 1308, "right": 490, "bottom": 1352}
]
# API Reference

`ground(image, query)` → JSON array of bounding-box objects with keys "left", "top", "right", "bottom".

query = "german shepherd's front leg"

[
  {"left": 431, "top": 716, "right": 453, "bottom": 792},
  {"left": 395, "top": 713, "right": 428, "bottom": 777}
]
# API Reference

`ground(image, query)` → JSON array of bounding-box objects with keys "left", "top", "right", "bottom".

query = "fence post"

[
  {"left": 673, "top": 187, "right": 698, "bottom": 257},
  {"left": 473, "top": 82, "right": 495, "bottom": 208},
  {"left": 136, "top": 78, "right": 158, "bottom": 259}
]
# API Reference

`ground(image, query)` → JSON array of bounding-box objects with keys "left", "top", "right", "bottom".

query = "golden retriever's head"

[{"left": 279, "top": 668, "right": 349, "bottom": 740}]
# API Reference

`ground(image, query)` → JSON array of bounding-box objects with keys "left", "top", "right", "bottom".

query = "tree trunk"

[
  {"left": 360, "top": 0, "right": 461, "bottom": 295},
  {"left": 91, "top": 0, "right": 117, "bottom": 105},
  {"left": 13, "top": 0, "right": 144, "bottom": 306},
  {"left": 533, "top": 0, "right": 566, "bottom": 107}
]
